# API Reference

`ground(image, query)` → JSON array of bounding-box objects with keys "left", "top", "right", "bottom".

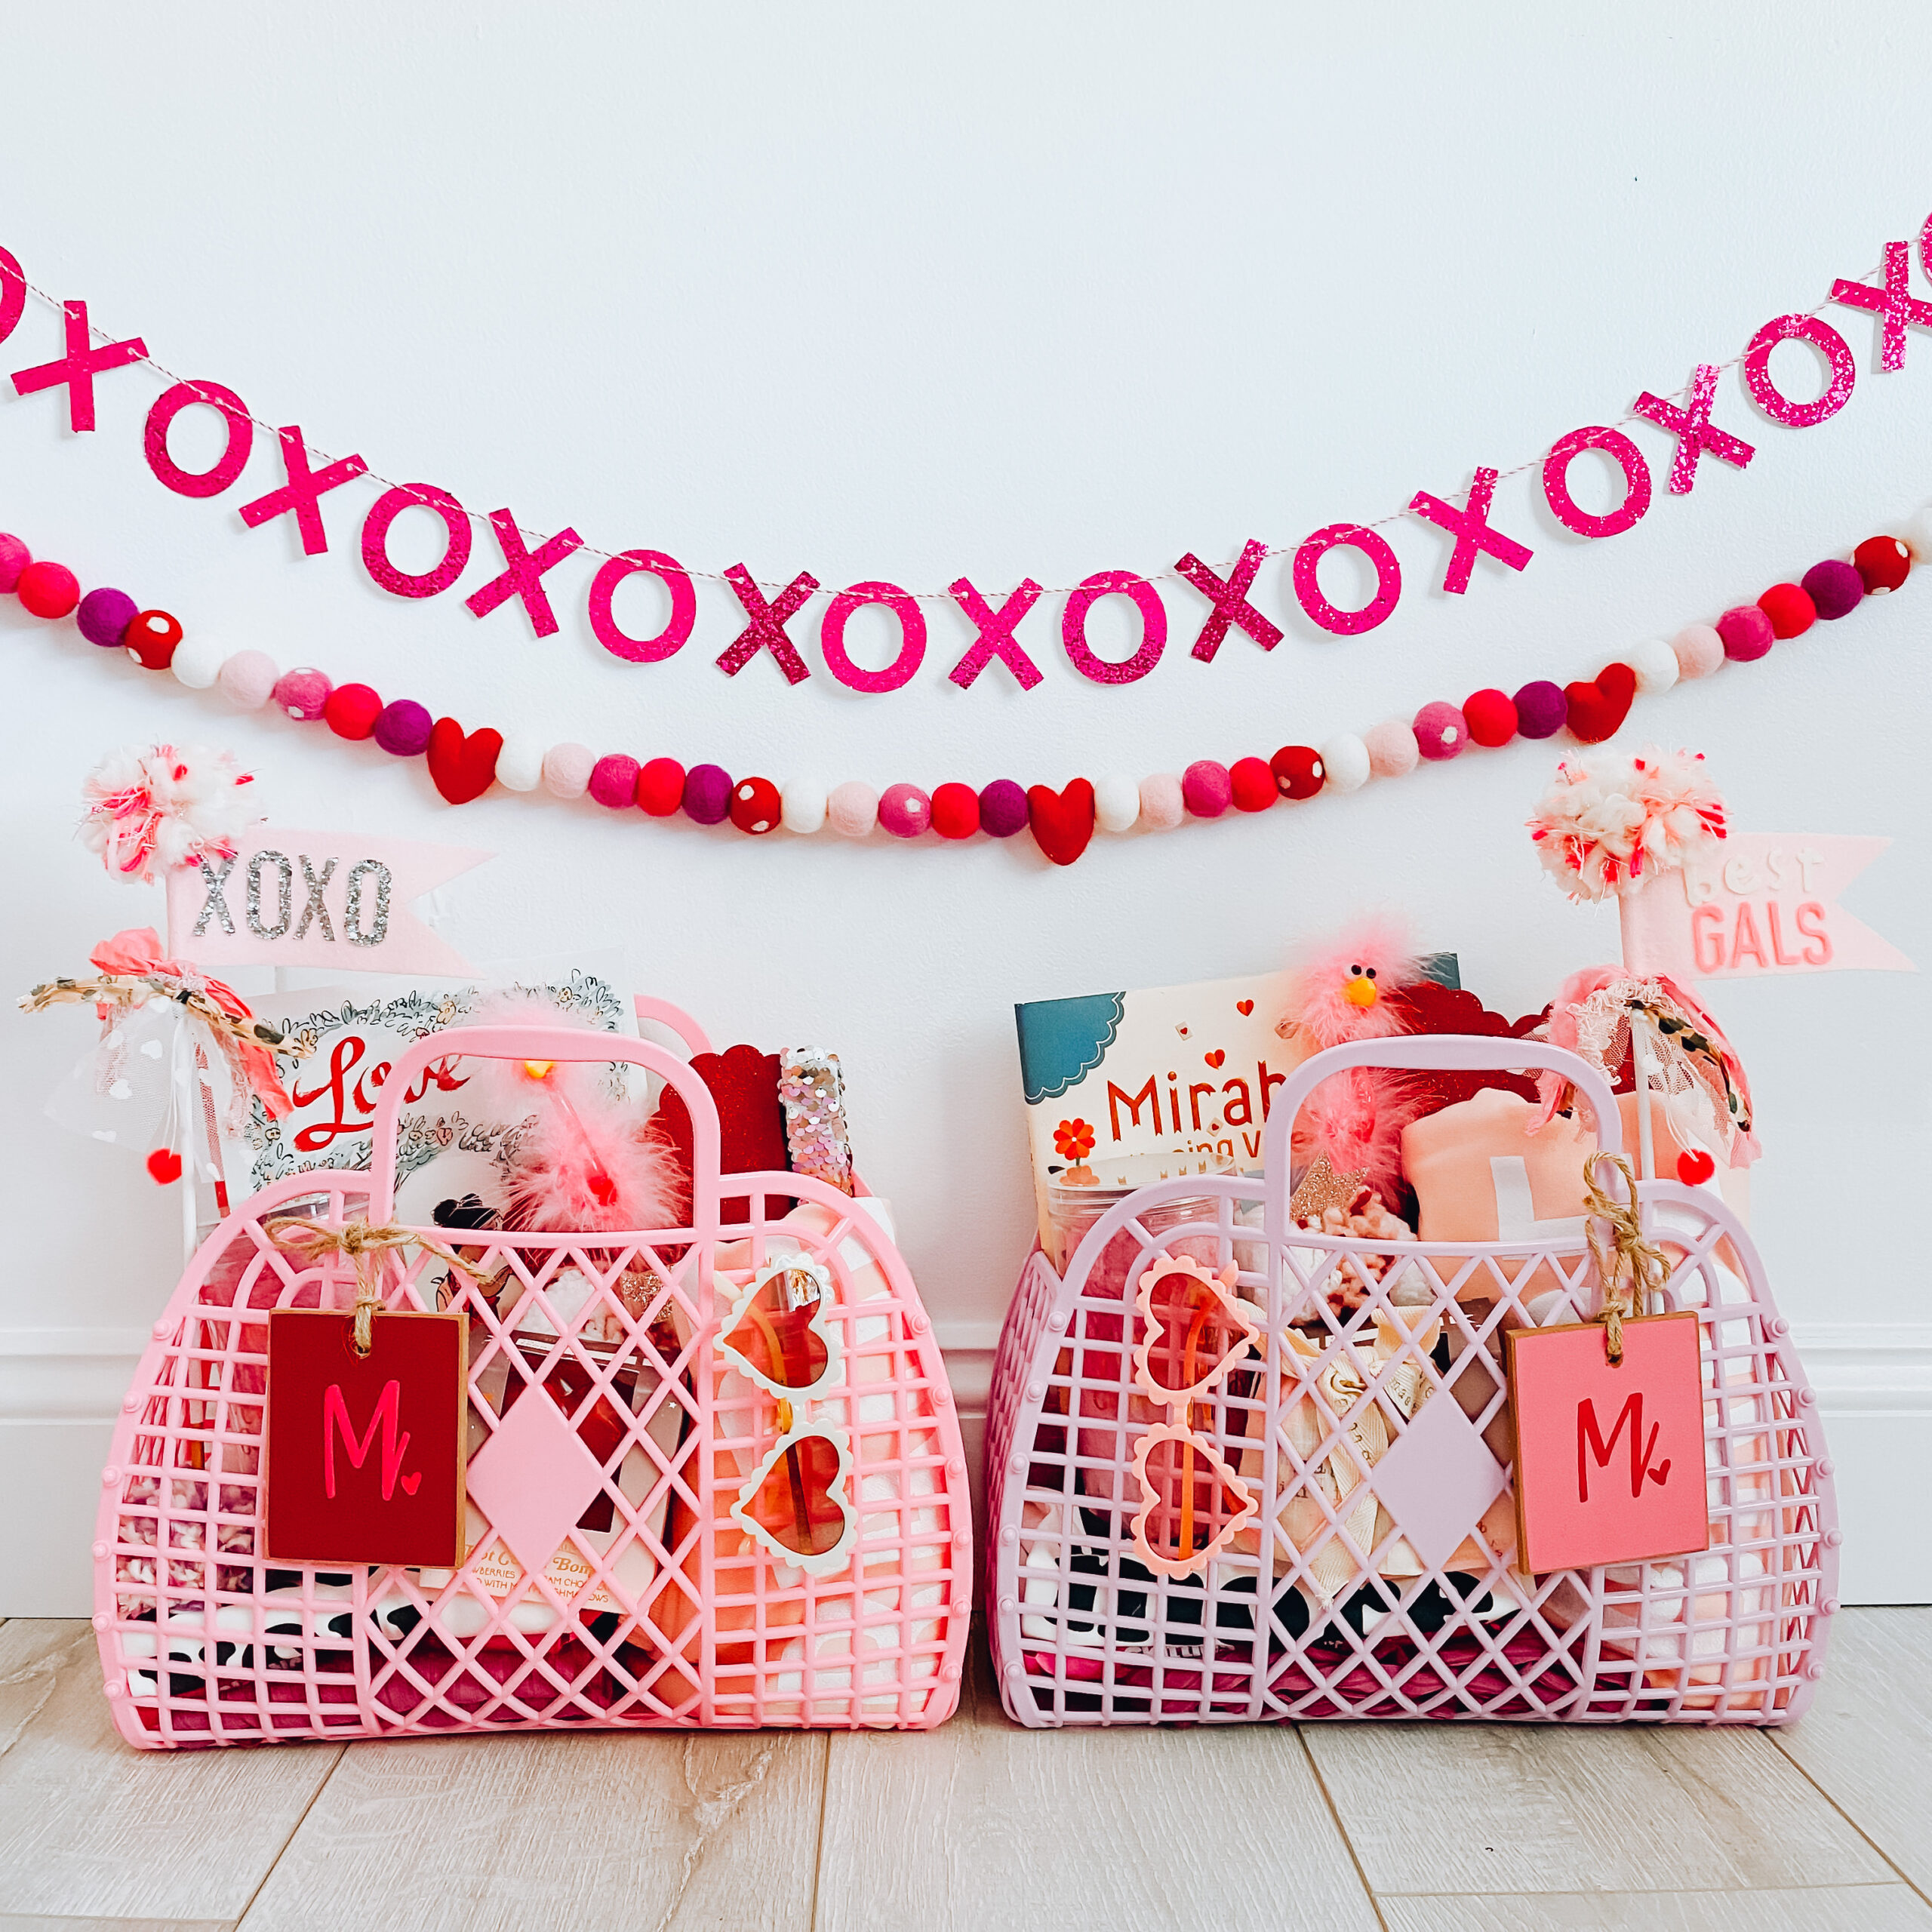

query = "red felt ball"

[
  {"left": 1757, "top": 583, "right": 1815, "bottom": 639},
  {"left": 1228, "top": 756, "right": 1276, "bottom": 813},
  {"left": 930, "top": 781, "right": 980, "bottom": 839},
  {"left": 124, "top": 609, "right": 183, "bottom": 669},
  {"left": 325, "top": 682, "right": 383, "bottom": 740},
  {"left": 17, "top": 560, "right": 80, "bottom": 619},
  {"left": 1269, "top": 745, "right": 1324, "bottom": 800},
  {"left": 728, "top": 775, "right": 782, "bottom": 835},
  {"left": 1463, "top": 688, "right": 1518, "bottom": 747},
  {"left": 1854, "top": 534, "right": 1912, "bottom": 595},
  {"left": 636, "top": 756, "right": 685, "bottom": 817}
]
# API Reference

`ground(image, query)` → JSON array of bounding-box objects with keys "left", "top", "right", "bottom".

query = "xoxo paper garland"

[
  {"left": 5, "top": 518, "right": 1922, "bottom": 866},
  {"left": 0, "top": 216, "right": 1927, "bottom": 685}
]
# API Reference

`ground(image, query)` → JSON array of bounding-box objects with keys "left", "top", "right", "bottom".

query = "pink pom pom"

[
  {"left": 215, "top": 651, "right": 278, "bottom": 710},
  {"left": 0, "top": 534, "right": 29, "bottom": 593},
  {"left": 1181, "top": 760, "right": 1232, "bottom": 818},
  {"left": 828, "top": 780, "right": 879, "bottom": 837},
  {"left": 878, "top": 783, "right": 932, "bottom": 838},
  {"left": 1138, "top": 773, "right": 1185, "bottom": 830},
  {"left": 1671, "top": 624, "right": 1724, "bottom": 680},
  {"left": 1528, "top": 743, "right": 1725, "bottom": 902},
  {"left": 589, "top": 754, "right": 641, "bottom": 809},
  {"left": 275, "top": 667, "right": 332, "bottom": 721},
  {"left": 543, "top": 743, "right": 595, "bottom": 800},
  {"left": 503, "top": 1088, "right": 687, "bottom": 1236},
  {"left": 1364, "top": 718, "right": 1420, "bottom": 777},
  {"left": 1411, "top": 701, "right": 1467, "bottom": 761}
]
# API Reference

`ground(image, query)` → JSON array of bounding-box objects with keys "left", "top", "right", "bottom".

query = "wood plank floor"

[{"left": 0, "top": 1611, "right": 1924, "bottom": 1930}]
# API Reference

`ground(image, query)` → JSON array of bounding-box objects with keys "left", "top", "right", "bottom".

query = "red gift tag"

[
  {"left": 266, "top": 1309, "right": 468, "bottom": 1567},
  {"left": 1506, "top": 1311, "right": 1709, "bottom": 1575}
]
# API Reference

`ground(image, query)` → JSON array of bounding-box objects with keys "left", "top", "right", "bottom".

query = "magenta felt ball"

[
  {"left": 683, "top": 763, "right": 734, "bottom": 825},
  {"left": 76, "top": 586, "right": 137, "bottom": 648},
  {"left": 0, "top": 534, "right": 29, "bottom": 593},
  {"left": 275, "top": 666, "right": 332, "bottom": 721},
  {"left": 979, "top": 779, "right": 1029, "bottom": 838},
  {"left": 878, "top": 783, "right": 932, "bottom": 838},
  {"left": 1801, "top": 558, "right": 1863, "bottom": 620},
  {"left": 17, "top": 560, "right": 79, "bottom": 619},
  {"left": 1513, "top": 680, "right": 1568, "bottom": 739},
  {"left": 373, "top": 699, "right": 434, "bottom": 755},
  {"left": 1182, "top": 760, "right": 1233, "bottom": 817},
  {"left": 1715, "top": 605, "right": 1775, "bottom": 663},
  {"left": 1412, "top": 701, "right": 1467, "bottom": 761},
  {"left": 589, "top": 754, "right": 642, "bottom": 809}
]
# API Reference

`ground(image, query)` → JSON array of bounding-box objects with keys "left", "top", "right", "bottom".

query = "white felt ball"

[
  {"left": 1093, "top": 773, "right": 1140, "bottom": 833},
  {"left": 1319, "top": 731, "right": 1371, "bottom": 794},
  {"left": 494, "top": 734, "right": 546, "bottom": 792},
  {"left": 1901, "top": 506, "right": 1932, "bottom": 565},
  {"left": 1628, "top": 636, "right": 1680, "bottom": 695},
  {"left": 169, "top": 634, "right": 226, "bottom": 689},
  {"left": 781, "top": 777, "right": 829, "bottom": 835}
]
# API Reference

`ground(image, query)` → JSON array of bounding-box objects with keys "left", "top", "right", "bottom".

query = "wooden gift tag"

[
  {"left": 1505, "top": 1310, "right": 1709, "bottom": 1575},
  {"left": 266, "top": 1309, "right": 468, "bottom": 1567}
]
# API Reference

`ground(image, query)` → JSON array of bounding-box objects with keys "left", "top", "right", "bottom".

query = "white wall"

[{"left": 2, "top": 3, "right": 1926, "bottom": 1611}]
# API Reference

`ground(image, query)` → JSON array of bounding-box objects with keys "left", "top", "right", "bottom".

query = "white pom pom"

[
  {"left": 1319, "top": 732, "right": 1371, "bottom": 793},
  {"left": 169, "top": 635, "right": 225, "bottom": 689},
  {"left": 1093, "top": 773, "right": 1140, "bottom": 832},
  {"left": 781, "top": 777, "right": 828, "bottom": 835},
  {"left": 1901, "top": 506, "right": 1932, "bottom": 565},
  {"left": 494, "top": 735, "right": 546, "bottom": 792},
  {"left": 1628, "top": 637, "right": 1680, "bottom": 695}
]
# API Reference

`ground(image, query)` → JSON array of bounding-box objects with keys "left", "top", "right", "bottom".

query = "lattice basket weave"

[
  {"left": 94, "top": 1023, "right": 972, "bottom": 1746},
  {"left": 986, "top": 1037, "right": 1838, "bottom": 1727}
]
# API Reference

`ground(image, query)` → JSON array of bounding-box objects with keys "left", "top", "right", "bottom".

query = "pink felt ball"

[
  {"left": 1412, "top": 700, "right": 1467, "bottom": 761},
  {"left": 217, "top": 650, "right": 280, "bottom": 710},
  {"left": 1139, "top": 773, "right": 1185, "bottom": 830},
  {"left": 274, "top": 666, "right": 332, "bottom": 721},
  {"left": 76, "top": 587, "right": 137, "bottom": 648},
  {"left": 589, "top": 753, "right": 641, "bottom": 809},
  {"left": 1671, "top": 624, "right": 1726, "bottom": 680},
  {"left": 543, "top": 743, "right": 595, "bottom": 800},
  {"left": 683, "top": 763, "right": 734, "bottom": 825},
  {"left": 878, "top": 782, "right": 933, "bottom": 838},
  {"left": 828, "top": 780, "right": 879, "bottom": 837},
  {"left": 1715, "top": 605, "right": 1775, "bottom": 663},
  {"left": 17, "top": 560, "right": 79, "bottom": 620},
  {"left": 372, "top": 699, "right": 434, "bottom": 756},
  {"left": 0, "top": 534, "right": 29, "bottom": 593},
  {"left": 1364, "top": 718, "right": 1420, "bottom": 778},
  {"left": 1181, "top": 760, "right": 1233, "bottom": 818}
]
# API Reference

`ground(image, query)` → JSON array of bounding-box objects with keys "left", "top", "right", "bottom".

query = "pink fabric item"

[
  {"left": 1364, "top": 718, "right": 1420, "bottom": 777},
  {"left": 588, "top": 754, "right": 641, "bottom": 809},
  {"left": 1180, "top": 761, "right": 1232, "bottom": 818},
  {"left": 542, "top": 743, "right": 595, "bottom": 800},
  {"left": 1671, "top": 624, "right": 1725, "bottom": 679},
  {"left": 827, "top": 781, "right": 878, "bottom": 837},
  {"left": 215, "top": 651, "right": 278, "bottom": 710},
  {"left": 878, "top": 783, "right": 931, "bottom": 837},
  {"left": 1138, "top": 773, "right": 1185, "bottom": 829},
  {"left": 946, "top": 577, "right": 1044, "bottom": 691}
]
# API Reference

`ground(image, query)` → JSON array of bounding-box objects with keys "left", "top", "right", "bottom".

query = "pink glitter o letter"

[
  {"left": 1541, "top": 426, "right": 1652, "bottom": 538},
  {"left": 589, "top": 549, "right": 697, "bottom": 663},
  {"left": 820, "top": 581, "right": 927, "bottom": 694},
  {"left": 0, "top": 246, "right": 24, "bottom": 346},
  {"left": 1742, "top": 315, "right": 1857, "bottom": 428},
  {"left": 1291, "top": 524, "right": 1401, "bottom": 635},
  {"left": 361, "top": 485, "right": 473, "bottom": 598},
  {"left": 144, "top": 381, "right": 254, "bottom": 498},
  {"left": 1062, "top": 571, "right": 1168, "bottom": 685}
]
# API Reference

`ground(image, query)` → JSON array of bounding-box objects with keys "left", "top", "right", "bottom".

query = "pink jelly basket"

[
  {"left": 986, "top": 1036, "right": 1837, "bottom": 1727},
  {"left": 94, "top": 1014, "right": 971, "bottom": 1746}
]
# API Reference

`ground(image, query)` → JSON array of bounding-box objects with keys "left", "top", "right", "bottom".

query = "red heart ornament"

[
  {"left": 1563, "top": 662, "right": 1636, "bottom": 744},
  {"left": 1204, "top": 1049, "right": 1226, "bottom": 1069},
  {"left": 1235, "top": 1000, "right": 1254, "bottom": 1016},
  {"left": 426, "top": 718, "right": 503, "bottom": 804},
  {"left": 145, "top": 1147, "right": 183, "bottom": 1185},
  {"left": 1026, "top": 779, "right": 1096, "bottom": 867},
  {"left": 1676, "top": 1148, "right": 1716, "bottom": 1186}
]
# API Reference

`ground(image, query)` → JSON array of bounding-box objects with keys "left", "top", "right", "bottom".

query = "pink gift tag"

[{"left": 1506, "top": 1311, "right": 1709, "bottom": 1575}]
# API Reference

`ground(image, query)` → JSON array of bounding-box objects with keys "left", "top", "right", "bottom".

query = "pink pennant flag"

[
  {"left": 1620, "top": 832, "right": 1914, "bottom": 981},
  {"left": 165, "top": 826, "right": 491, "bottom": 976}
]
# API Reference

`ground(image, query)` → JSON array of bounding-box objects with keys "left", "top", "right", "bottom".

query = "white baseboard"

[{"left": 4, "top": 1321, "right": 1924, "bottom": 1615}]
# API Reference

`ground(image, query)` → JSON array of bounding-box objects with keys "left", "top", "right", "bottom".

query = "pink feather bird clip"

[{"left": 1274, "top": 912, "right": 1426, "bottom": 1199}]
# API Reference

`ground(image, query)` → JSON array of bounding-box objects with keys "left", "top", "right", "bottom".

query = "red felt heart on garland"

[
  {"left": 426, "top": 718, "right": 503, "bottom": 804},
  {"left": 1563, "top": 662, "right": 1636, "bottom": 744},
  {"left": 1676, "top": 1148, "right": 1716, "bottom": 1186},
  {"left": 1026, "top": 780, "right": 1096, "bottom": 867},
  {"left": 146, "top": 1148, "right": 183, "bottom": 1185}
]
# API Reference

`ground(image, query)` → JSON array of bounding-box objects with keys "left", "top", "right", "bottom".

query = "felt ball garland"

[{"left": 5, "top": 514, "right": 1920, "bottom": 866}]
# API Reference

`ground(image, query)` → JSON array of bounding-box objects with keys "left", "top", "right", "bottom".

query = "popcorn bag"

[{"left": 94, "top": 1019, "right": 971, "bottom": 1746}]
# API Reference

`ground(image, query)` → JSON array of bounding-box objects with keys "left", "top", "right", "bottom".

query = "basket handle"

[
  {"left": 632, "top": 996, "right": 713, "bottom": 1057},
  {"left": 1261, "top": 1034, "right": 1623, "bottom": 1233},
  {"left": 365, "top": 1025, "right": 724, "bottom": 1238}
]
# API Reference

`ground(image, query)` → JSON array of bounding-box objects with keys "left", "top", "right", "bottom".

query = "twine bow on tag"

[
  {"left": 265, "top": 1215, "right": 484, "bottom": 1357},
  {"left": 1580, "top": 1152, "right": 1672, "bottom": 1366}
]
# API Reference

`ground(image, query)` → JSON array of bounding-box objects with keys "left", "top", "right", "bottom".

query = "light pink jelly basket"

[
  {"left": 986, "top": 1036, "right": 1838, "bottom": 1727},
  {"left": 95, "top": 1011, "right": 971, "bottom": 1746}
]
